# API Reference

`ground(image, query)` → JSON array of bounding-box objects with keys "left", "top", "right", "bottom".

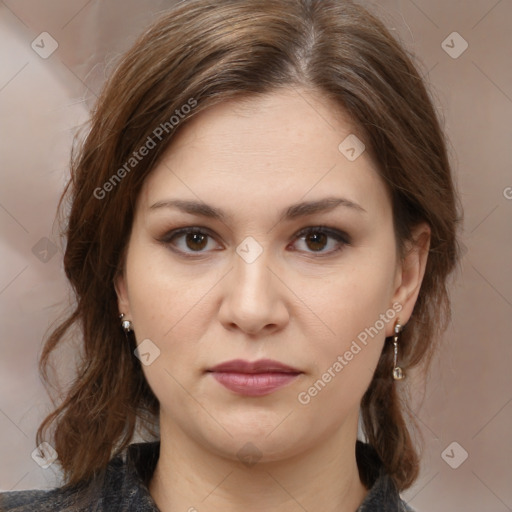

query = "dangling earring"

[
  {"left": 119, "top": 313, "right": 133, "bottom": 333},
  {"left": 392, "top": 319, "right": 405, "bottom": 380}
]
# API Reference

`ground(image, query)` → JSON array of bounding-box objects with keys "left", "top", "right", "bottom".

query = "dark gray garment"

[{"left": 0, "top": 441, "right": 415, "bottom": 511}]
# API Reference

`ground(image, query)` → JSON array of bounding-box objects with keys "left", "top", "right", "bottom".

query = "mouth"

[
  {"left": 206, "top": 358, "right": 302, "bottom": 374},
  {"left": 206, "top": 359, "right": 303, "bottom": 396}
]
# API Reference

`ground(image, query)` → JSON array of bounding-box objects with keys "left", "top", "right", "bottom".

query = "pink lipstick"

[{"left": 206, "top": 358, "right": 302, "bottom": 396}]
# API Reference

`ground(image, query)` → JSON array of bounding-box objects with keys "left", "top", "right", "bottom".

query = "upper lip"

[{"left": 207, "top": 358, "right": 302, "bottom": 374}]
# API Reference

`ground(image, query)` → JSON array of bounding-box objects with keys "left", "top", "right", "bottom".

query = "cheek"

[
  {"left": 296, "top": 284, "right": 391, "bottom": 418},
  {"left": 125, "top": 240, "right": 206, "bottom": 337},
  {"left": 124, "top": 242, "right": 222, "bottom": 400},
  {"left": 299, "top": 258, "right": 396, "bottom": 394},
  {"left": 309, "top": 265, "right": 395, "bottom": 346}
]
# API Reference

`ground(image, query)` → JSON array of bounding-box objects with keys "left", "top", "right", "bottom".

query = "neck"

[{"left": 149, "top": 410, "right": 368, "bottom": 512}]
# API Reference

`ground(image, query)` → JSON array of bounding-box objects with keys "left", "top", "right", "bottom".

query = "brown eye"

[
  {"left": 304, "top": 232, "right": 328, "bottom": 252},
  {"left": 185, "top": 232, "right": 208, "bottom": 251},
  {"left": 292, "top": 227, "right": 350, "bottom": 255},
  {"left": 160, "top": 227, "right": 220, "bottom": 255}
]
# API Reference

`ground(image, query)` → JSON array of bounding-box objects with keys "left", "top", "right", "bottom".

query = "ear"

[
  {"left": 114, "top": 269, "right": 131, "bottom": 319},
  {"left": 387, "top": 222, "right": 431, "bottom": 336}
]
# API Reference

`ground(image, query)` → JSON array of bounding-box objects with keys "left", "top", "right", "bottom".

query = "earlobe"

[
  {"left": 389, "top": 223, "right": 431, "bottom": 334},
  {"left": 114, "top": 270, "right": 131, "bottom": 317}
]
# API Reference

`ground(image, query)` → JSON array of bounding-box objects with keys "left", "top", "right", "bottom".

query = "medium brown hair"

[{"left": 36, "top": 0, "right": 463, "bottom": 492}]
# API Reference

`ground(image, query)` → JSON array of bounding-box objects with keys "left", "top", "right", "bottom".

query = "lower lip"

[{"left": 209, "top": 371, "right": 300, "bottom": 396}]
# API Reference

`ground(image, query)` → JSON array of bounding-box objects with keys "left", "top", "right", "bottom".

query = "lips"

[
  {"left": 207, "top": 358, "right": 301, "bottom": 374},
  {"left": 207, "top": 359, "right": 302, "bottom": 397}
]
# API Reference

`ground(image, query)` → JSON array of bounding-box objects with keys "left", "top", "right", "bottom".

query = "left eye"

[
  {"left": 291, "top": 227, "right": 350, "bottom": 254},
  {"left": 160, "top": 226, "right": 350, "bottom": 256}
]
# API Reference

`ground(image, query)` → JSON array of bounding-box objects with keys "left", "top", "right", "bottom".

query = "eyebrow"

[{"left": 149, "top": 196, "right": 367, "bottom": 222}]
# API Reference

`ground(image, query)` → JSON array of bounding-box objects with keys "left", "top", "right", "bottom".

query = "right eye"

[{"left": 160, "top": 227, "right": 223, "bottom": 256}]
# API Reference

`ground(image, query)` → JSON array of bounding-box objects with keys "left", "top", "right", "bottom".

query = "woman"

[{"left": 0, "top": 0, "right": 462, "bottom": 510}]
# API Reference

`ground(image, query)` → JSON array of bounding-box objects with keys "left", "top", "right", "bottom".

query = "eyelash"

[{"left": 158, "top": 225, "right": 351, "bottom": 258}]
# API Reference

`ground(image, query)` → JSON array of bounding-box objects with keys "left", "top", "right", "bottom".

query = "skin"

[{"left": 115, "top": 87, "right": 430, "bottom": 512}]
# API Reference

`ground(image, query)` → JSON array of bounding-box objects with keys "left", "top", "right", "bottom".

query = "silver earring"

[
  {"left": 392, "top": 319, "right": 405, "bottom": 380},
  {"left": 119, "top": 313, "right": 133, "bottom": 333}
]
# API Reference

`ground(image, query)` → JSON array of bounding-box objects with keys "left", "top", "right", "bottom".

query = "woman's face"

[{"left": 116, "top": 87, "right": 428, "bottom": 463}]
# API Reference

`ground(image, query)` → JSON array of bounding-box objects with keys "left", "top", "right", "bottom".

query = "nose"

[{"left": 217, "top": 247, "right": 290, "bottom": 336}]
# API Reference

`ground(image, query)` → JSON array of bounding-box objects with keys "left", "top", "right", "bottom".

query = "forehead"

[
  {"left": 138, "top": 88, "right": 391, "bottom": 219},
  {"left": 168, "top": 88, "right": 360, "bottom": 157}
]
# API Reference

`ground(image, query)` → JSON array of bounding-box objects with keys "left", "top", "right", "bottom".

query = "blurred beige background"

[{"left": 0, "top": 0, "right": 511, "bottom": 510}]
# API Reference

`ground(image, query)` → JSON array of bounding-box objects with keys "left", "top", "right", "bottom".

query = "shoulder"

[
  {"left": 355, "top": 441, "right": 417, "bottom": 512},
  {"left": 355, "top": 473, "right": 416, "bottom": 512},
  {"left": 0, "top": 487, "right": 86, "bottom": 511},
  {"left": 0, "top": 489, "right": 46, "bottom": 510},
  {"left": 0, "top": 451, "right": 125, "bottom": 511},
  {"left": 0, "top": 441, "right": 160, "bottom": 512}
]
